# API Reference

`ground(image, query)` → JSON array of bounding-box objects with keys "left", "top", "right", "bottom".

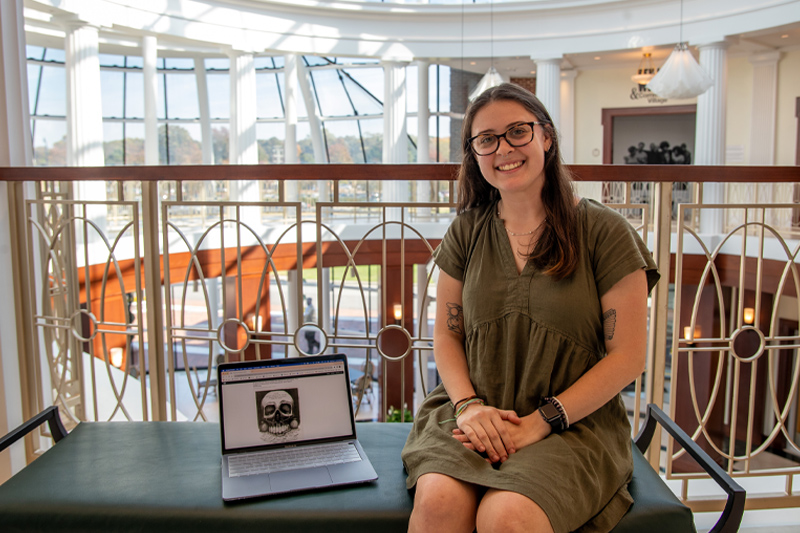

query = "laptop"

[{"left": 218, "top": 353, "right": 378, "bottom": 501}]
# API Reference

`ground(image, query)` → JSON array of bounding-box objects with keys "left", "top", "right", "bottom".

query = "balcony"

[{"left": 1, "top": 162, "right": 799, "bottom": 531}]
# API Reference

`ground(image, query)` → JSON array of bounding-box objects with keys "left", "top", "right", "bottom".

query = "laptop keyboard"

[{"left": 228, "top": 442, "right": 362, "bottom": 477}]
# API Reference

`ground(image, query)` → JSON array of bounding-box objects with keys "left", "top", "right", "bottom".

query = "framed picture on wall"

[{"left": 602, "top": 105, "right": 697, "bottom": 165}]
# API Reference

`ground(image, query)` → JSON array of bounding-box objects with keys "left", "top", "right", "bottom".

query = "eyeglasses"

[{"left": 467, "top": 122, "right": 547, "bottom": 156}]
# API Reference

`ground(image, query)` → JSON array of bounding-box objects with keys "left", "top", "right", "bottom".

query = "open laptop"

[{"left": 218, "top": 353, "right": 378, "bottom": 501}]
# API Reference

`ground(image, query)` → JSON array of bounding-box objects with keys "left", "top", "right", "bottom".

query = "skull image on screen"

[{"left": 258, "top": 390, "right": 300, "bottom": 441}]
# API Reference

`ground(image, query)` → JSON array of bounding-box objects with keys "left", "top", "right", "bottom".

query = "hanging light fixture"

[
  {"left": 469, "top": 0, "right": 504, "bottom": 101},
  {"left": 646, "top": 0, "right": 713, "bottom": 99},
  {"left": 631, "top": 53, "right": 656, "bottom": 86}
]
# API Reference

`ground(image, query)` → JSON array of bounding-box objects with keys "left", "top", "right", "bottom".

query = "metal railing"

[{"left": 1, "top": 162, "right": 799, "bottom": 515}]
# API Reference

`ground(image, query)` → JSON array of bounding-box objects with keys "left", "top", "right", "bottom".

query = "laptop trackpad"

[{"left": 270, "top": 467, "right": 332, "bottom": 493}]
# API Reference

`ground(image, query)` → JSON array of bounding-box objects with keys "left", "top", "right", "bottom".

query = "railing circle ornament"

[
  {"left": 294, "top": 324, "right": 328, "bottom": 356},
  {"left": 375, "top": 324, "right": 412, "bottom": 362},
  {"left": 216, "top": 318, "right": 250, "bottom": 354},
  {"left": 730, "top": 326, "right": 765, "bottom": 363},
  {"left": 70, "top": 310, "right": 98, "bottom": 342}
]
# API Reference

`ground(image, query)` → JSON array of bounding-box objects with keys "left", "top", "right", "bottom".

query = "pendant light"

[
  {"left": 646, "top": 0, "right": 713, "bottom": 99},
  {"left": 469, "top": 0, "right": 504, "bottom": 101}
]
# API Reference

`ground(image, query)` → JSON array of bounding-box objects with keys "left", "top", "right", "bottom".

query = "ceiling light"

[
  {"left": 646, "top": 0, "right": 713, "bottom": 99},
  {"left": 631, "top": 53, "right": 656, "bottom": 86},
  {"left": 469, "top": 0, "right": 504, "bottom": 101}
]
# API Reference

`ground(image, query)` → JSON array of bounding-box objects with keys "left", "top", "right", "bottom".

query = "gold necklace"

[{"left": 497, "top": 205, "right": 546, "bottom": 237}]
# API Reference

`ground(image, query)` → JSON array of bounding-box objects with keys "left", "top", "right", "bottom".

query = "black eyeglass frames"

[{"left": 468, "top": 121, "right": 548, "bottom": 156}]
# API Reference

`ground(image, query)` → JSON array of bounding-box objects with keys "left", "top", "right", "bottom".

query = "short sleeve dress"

[{"left": 400, "top": 198, "right": 660, "bottom": 533}]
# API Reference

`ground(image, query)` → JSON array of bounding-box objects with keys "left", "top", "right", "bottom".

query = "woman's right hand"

[{"left": 454, "top": 403, "right": 521, "bottom": 463}]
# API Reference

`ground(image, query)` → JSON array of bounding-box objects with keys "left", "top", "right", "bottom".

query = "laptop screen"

[{"left": 218, "top": 355, "right": 356, "bottom": 454}]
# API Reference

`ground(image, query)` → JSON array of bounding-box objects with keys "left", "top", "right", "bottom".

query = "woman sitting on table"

[{"left": 401, "top": 83, "right": 659, "bottom": 533}]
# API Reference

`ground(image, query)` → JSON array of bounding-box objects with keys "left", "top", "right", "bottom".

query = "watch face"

[{"left": 540, "top": 402, "right": 560, "bottom": 421}]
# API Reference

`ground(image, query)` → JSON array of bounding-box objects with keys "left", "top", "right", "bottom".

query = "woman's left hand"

[{"left": 452, "top": 412, "right": 550, "bottom": 461}]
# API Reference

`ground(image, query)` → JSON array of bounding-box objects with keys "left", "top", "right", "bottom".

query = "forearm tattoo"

[
  {"left": 603, "top": 308, "right": 617, "bottom": 340},
  {"left": 445, "top": 302, "right": 465, "bottom": 336}
]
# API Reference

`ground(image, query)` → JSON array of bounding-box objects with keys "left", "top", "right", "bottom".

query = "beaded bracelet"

[{"left": 543, "top": 396, "right": 570, "bottom": 430}]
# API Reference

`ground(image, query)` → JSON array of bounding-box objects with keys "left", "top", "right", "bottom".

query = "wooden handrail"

[{"left": 0, "top": 164, "right": 797, "bottom": 183}]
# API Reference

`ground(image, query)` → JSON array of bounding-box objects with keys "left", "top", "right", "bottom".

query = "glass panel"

[
  {"left": 100, "top": 70, "right": 125, "bottom": 118},
  {"left": 125, "top": 71, "right": 144, "bottom": 119},
  {"left": 256, "top": 72, "right": 284, "bottom": 118},
  {"left": 431, "top": 64, "right": 451, "bottom": 113},
  {"left": 27, "top": 64, "right": 42, "bottom": 113},
  {"left": 310, "top": 69, "right": 352, "bottom": 117},
  {"left": 255, "top": 56, "right": 277, "bottom": 69},
  {"left": 158, "top": 124, "right": 203, "bottom": 165},
  {"left": 271, "top": 56, "right": 285, "bottom": 68},
  {"left": 36, "top": 65, "right": 66, "bottom": 116},
  {"left": 126, "top": 56, "right": 144, "bottom": 69},
  {"left": 304, "top": 56, "right": 330, "bottom": 67},
  {"left": 26, "top": 45, "right": 44, "bottom": 60},
  {"left": 323, "top": 120, "right": 365, "bottom": 163},
  {"left": 359, "top": 118, "right": 382, "bottom": 163},
  {"left": 212, "top": 123, "right": 230, "bottom": 164},
  {"left": 157, "top": 74, "right": 167, "bottom": 119},
  {"left": 341, "top": 72, "right": 382, "bottom": 116},
  {"left": 163, "top": 58, "right": 194, "bottom": 70},
  {"left": 207, "top": 72, "right": 230, "bottom": 119},
  {"left": 205, "top": 58, "right": 229, "bottom": 70},
  {"left": 297, "top": 122, "right": 313, "bottom": 163},
  {"left": 31, "top": 119, "right": 67, "bottom": 166},
  {"left": 125, "top": 122, "right": 145, "bottom": 165},
  {"left": 103, "top": 122, "right": 124, "bottom": 165},
  {"left": 43, "top": 49, "right": 65, "bottom": 62},
  {"left": 345, "top": 68, "right": 383, "bottom": 107},
  {"left": 257, "top": 122, "right": 285, "bottom": 164},
  {"left": 100, "top": 54, "right": 126, "bottom": 67},
  {"left": 165, "top": 73, "right": 199, "bottom": 119}
]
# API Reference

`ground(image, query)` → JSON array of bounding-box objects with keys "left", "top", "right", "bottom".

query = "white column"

[
  {"left": 0, "top": 0, "right": 32, "bottom": 482},
  {"left": 283, "top": 54, "right": 300, "bottom": 357},
  {"left": 229, "top": 51, "right": 258, "bottom": 165},
  {"left": 695, "top": 42, "right": 728, "bottom": 235},
  {"left": 382, "top": 61, "right": 409, "bottom": 215},
  {"left": 63, "top": 16, "right": 106, "bottom": 232},
  {"left": 228, "top": 51, "right": 259, "bottom": 229},
  {"left": 533, "top": 58, "right": 562, "bottom": 130},
  {"left": 416, "top": 60, "right": 430, "bottom": 165},
  {"left": 559, "top": 70, "right": 577, "bottom": 164},
  {"left": 194, "top": 56, "right": 213, "bottom": 165},
  {"left": 748, "top": 51, "right": 780, "bottom": 166},
  {"left": 64, "top": 19, "right": 105, "bottom": 167},
  {"left": 142, "top": 36, "right": 159, "bottom": 165},
  {"left": 297, "top": 60, "right": 326, "bottom": 164}
]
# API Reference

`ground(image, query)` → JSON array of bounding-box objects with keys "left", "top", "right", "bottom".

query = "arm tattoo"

[
  {"left": 603, "top": 308, "right": 617, "bottom": 341},
  {"left": 445, "top": 302, "right": 465, "bottom": 336}
]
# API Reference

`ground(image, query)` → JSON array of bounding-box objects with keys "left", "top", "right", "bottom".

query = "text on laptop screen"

[{"left": 219, "top": 359, "right": 354, "bottom": 451}]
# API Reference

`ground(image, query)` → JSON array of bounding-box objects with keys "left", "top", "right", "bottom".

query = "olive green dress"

[{"left": 401, "top": 198, "right": 660, "bottom": 533}]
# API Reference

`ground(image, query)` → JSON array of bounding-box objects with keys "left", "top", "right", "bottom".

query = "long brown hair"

[{"left": 457, "top": 83, "right": 578, "bottom": 280}]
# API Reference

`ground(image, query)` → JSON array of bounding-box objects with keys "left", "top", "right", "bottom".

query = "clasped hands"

[{"left": 452, "top": 403, "right": 551, "bottom": 464}]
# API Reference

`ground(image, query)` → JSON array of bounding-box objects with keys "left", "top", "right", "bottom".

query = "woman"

[{"left": 401, "top": 83, "right": 659, "bottom": 533}]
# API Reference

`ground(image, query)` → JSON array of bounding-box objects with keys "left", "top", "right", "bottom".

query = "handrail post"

[
  {"left": 141, "top": 181, "right": 166, "bottom": 421},
  {"left": 645, "top": 181, "right": 673, "bottom": 468}
]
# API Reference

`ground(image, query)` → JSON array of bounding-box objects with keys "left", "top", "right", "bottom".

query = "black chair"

[
  {"left": 619, "top": 404, "right": 746, "bottom": 533},
  {"left": 0, "top": 406, "right": 68, "bottom": 453}
]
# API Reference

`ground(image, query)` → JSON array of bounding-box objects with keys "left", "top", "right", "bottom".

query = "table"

[{"left": 0, "top": 421, "right": 414, "bottom": 533}]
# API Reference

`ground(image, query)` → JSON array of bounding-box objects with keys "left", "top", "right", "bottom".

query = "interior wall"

[
  {"left": 573, "top": 49, "right": 800, "bottom": 167},
  {"left": 777, "top": 49, "right": 800, "bottom": 166}
]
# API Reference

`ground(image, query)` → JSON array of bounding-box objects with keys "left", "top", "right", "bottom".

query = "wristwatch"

[{"left": 538, "top": 402, "right": 567, "bottom": 433}]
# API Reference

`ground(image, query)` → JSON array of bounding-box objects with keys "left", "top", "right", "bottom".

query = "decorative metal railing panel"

[
  {"left": 25, "top": 198, "right": 146, "bottom": 426},
  {"left": 670, "top": 202, "right": 800, "bottom": 509}
]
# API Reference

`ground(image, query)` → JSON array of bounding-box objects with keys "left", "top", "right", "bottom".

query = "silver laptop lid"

[{"left": 218, "top": 354, "right": 357, "bottom": 455}]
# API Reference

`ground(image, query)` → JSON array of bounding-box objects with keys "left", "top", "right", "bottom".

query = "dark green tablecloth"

[{"left": 0, "top": 421, "right": 693, "bottom": 532}]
